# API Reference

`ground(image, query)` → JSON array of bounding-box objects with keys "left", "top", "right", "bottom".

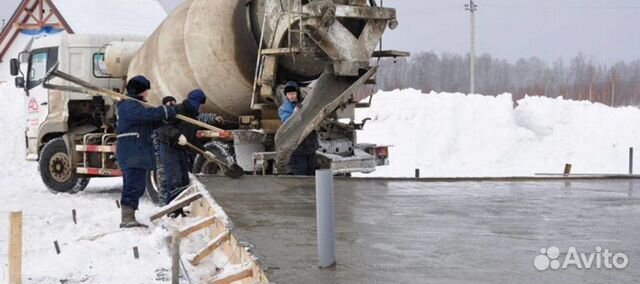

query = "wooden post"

[
  {"left": 171, "top": 233, "right": 181, "bottom": 284},
  {"left": 9, "top": 211, "right": 22, "bottom": 284},
  {"left": 72, "top": 209, "right": 77, "bottom": 224},
  {"left": 563, "top": 164, "right": 572, "bottom": 176},
  {"left": 415, "top": 169, "right": 420, "bottom": 178},
  {"left": 115, "top": 200, "right": 121, "bottom": 208}
]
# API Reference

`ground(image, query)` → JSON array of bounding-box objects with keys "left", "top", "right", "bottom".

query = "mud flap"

[{"left": 274, "top": 66, "right": 377, "bottom": 172}]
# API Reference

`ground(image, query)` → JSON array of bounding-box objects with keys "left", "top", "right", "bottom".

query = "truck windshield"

[{"left": 28, "top": 52, "right": 48, "bottom": 89}]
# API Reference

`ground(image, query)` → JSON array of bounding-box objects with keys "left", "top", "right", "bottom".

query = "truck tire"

[
  {"left": 192, "top": 141, "right": 235, "bottom": 176},
  {"left": 145, "top": 135, "right": 165, "bottom": 206},
  {"left": 145, "top": 169, "right": 162, "bottom": 205},
  {"left": 39, "top": 138, "right": 90, "bottom": 194}
]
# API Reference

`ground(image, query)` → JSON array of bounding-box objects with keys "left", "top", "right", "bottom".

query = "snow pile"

[
  {"left": 356, "top": 89, "right": 640, "bottom": 177},
  {"left": 0, "top": 83, "right": 34, "bottom": 181}
]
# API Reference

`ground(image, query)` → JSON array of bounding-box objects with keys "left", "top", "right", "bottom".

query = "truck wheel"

[
  {"left": 145, "top": 169, "right": 162, "bottom": 205},
  {"left": 145, "top": 135, "right": 165, "bottom": 206},
  {"left": 192, "top": 141, "right": 235, "bottom": 176},
  {"left": 39, "top": 138, "right": 89, "bottom": 194}
]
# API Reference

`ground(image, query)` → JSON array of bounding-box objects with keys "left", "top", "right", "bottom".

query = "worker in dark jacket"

[
  {"left": 156, "top": 90, "right": 216, "bottom": 206},
  {"left": 278, "top": 81, "right": 319, "bottom": 176},
  {"left": 116, "top": 75, "right": 176, "bottom": 228}
]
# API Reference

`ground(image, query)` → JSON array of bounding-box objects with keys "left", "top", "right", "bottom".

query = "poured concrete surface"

[{"left": 199, "top": 176, "right": 640, "bottom": 283}]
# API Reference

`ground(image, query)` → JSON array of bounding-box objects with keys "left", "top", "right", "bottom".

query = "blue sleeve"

[
  {"left": 120, "top": 101, "right": 176, "bottom": 123},
  {"left": 279, "top": 103, "right": 293, "bottom": 122}
]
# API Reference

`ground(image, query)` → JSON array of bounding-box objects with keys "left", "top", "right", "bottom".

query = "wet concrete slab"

[{"left": 198, "top": 176, "right": 640, "bottom": 284}]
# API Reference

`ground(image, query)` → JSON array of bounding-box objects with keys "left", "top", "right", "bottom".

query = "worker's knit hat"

[
  {"left": 284, "top": 81, "right": 299, "bottom": 94},
  {"left": 126, "top": 75, "right": 151, "bottom": 96},
  {"left": 185, "top": 89, "right": 206, "bottom": 113}
]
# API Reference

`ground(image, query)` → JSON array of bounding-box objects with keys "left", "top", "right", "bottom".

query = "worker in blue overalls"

[{"left": 116, "top": 75, "right": 176, "bottom": 228}]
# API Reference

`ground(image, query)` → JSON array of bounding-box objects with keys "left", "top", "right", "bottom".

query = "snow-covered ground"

[
  {"left": 2, "top": 80, "right": 640, "bottom": 282},
  {"left": 0, "top": 83, "right": 242, "bottom": 283},
  {"left": 356, "top": 88, "right": 640, "bottom": 177}
]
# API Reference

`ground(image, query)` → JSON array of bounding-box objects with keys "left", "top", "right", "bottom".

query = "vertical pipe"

[
  {"left": 563, "top": 164, "right": 572, "bottom": 176},
  {"left": 629, "top": 147, "right": 634, "bottom": 175},
  {"left": 316, "top": 169, "right": 336, "bottom": 268}
]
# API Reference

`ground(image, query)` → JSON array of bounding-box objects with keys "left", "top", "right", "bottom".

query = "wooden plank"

[
  {"left": 16, "top": 22, "right": 63, "bottom": 30},
  {"left": 189, "top": 231, "right": 230, "bottom": 266},
  {"left": 210, "top": 267, "right": 253, "bottom": 284},
  {"left": 178, "top": 216, "right": 217, "bottom": 239},
  {"left": 9, "top": 211, "right": 22, "bottom": 284},
  {"left": 150, "top": 192, "right": 202, "bottom": 221}
]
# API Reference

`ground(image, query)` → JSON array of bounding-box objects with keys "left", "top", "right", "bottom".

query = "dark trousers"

[
  {"left": 121, "top": 168, "right": 147, "bottom": 210},
  {"left": 159, "top": 143, "right": 190, "bottom": 205},
  {"left": 290, "top": 153, "right": 316, "bottom": 176}
]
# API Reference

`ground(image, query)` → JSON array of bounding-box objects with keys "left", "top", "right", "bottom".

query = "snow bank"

[{"left": 356, "top": 89, "right": 640, "bottom": 177}]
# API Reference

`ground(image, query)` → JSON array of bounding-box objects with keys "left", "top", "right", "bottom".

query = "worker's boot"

[
  {"left": 120, "top": 205, "right": 148, "bottom": 228},
  {"left": 167, "top": 208, "right": 188, "bottom": 218}
]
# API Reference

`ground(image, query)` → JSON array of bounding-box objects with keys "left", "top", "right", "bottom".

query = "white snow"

[
  {"left": 2, "top": 79, "right": 640, "bottom": 282},
  {"left": 0, "top": 82, "right": 219, "bottom": 283},
  {"left": 355, "top": 88, "right": 640, "bottom": 177}
]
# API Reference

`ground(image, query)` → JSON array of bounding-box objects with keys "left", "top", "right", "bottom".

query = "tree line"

[{"left": 375, "top": 52, "right": 640, "bottom": 106}]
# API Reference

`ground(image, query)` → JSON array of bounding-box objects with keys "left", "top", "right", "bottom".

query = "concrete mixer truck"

[{"left": 8, "top": 0, "right": 407, "bottom": 194}]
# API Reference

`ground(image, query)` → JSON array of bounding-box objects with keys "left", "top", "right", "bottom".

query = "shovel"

[
  {"left": 44, "top": 66, "right": 226, "bottom": 135},
  {"left": 183, "top": 142, "right": 244, "bottom": 179}
]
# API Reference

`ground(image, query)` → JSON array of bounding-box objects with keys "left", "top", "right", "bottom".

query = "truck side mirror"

[
  {"left": 10, "top": 58, "right": 20, "bottom": 76},
  {"left": 15, "top": 77, "right": 25, "bottom": 89}
]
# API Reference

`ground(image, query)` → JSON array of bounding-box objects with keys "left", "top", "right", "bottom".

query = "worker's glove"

[
  {"left": 214, "top": 115, "right": 225, "bottom": 125},
  {"left": 177, "top": 135, "right": 188, "bottom": 146},
  {"left": 203, "top": 151, "right": 216, "bottom": 161}
]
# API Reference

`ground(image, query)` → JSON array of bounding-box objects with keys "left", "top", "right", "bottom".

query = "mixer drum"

[{"left": 127, "top": 0, "right": 259, "bottom": 118}]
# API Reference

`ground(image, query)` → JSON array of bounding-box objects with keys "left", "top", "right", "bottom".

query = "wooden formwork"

[{"left": 151, "top": 183, "right": 268, "bottom": 284}]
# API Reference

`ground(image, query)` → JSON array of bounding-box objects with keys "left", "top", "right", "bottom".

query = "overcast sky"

[{"left": 3, "top": 0, "right": 639, "bottom": 64}]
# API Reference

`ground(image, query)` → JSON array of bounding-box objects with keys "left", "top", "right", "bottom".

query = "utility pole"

[{"left": 465, "top": 0, "right": 477, "bottom": 94}]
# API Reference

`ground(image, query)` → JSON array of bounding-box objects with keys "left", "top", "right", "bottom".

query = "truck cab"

[{"left": 10, "top": 34, "right": 144, "bottom": 192}]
